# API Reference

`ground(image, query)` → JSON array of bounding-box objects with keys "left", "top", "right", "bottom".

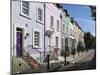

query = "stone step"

[{"left": 22, "top": 56, "right": 42, "bottom": 69}]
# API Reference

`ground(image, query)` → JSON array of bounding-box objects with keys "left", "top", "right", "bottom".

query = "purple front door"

[{"left": 16, "top": 28, "right": 23, "bottom": 57}]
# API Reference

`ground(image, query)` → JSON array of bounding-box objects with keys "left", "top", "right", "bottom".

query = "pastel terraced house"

[
  {"left": 73, "top": 21, "right": 80, "bottom": 50},
  {"left": 79, "top": 27, "right": 85, "bottom": 48},
  {"left": 73, "top": 21, "right": 85, "bottom": 50},
  {"left": 12, "top": 1, "right": 45, "bottom": 64},
  {"left": 44, "top": 3, "right": 62, "bottom": 60},
  {"left": 68, "top": 17, "right": 75, "bottom": 52},
  {"left": 61, "top": 10, "right": 70, "bottom": 51}
]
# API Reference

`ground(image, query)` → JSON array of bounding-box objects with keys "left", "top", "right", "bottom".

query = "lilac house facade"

[{"left": 12, "top": 1, "right": 45, "bottom": 63}]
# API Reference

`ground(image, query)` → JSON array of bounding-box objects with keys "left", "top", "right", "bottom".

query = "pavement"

[
  {"left": 58, "top": 49, "right": 95, "bottom": 63},
  {"left": 57, "top": 49, "right": 95, "bottom": 71},
  {"left": 42, "top": 49, "right": 95, "bottom": 66},
  {"left": 19, "top": 49, "right": 95, "bottom": 73},
  {"left": 39, "top": 49, "right": 95, "bottom": 72},
  {"left": 71, "top": 49, "right": 95, "bottom": 63}
]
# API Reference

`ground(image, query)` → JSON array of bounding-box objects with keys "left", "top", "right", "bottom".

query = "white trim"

[
  {"left": 32, "top": 28, "right": 42, "bottom": 48},
  {"left": 36, "top": 5, "right": 44, "bottom": 24},
  {"left": 50, "top": 15, "right": 54, "bottom": 28},
  {"left": 13, "top": 23, "right": 26, "bottom": 56},
  {"left": 20, "top": 1, "right": 31, "bottom": 19}
]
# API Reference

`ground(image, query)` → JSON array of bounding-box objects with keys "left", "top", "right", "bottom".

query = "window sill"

[
  {"left": 49, "top": 27, "right": 54, "bottom": 30},
  {"left": 36, "top": 20, "right": 44, "bottom": 25},
  {"left": 32, "top": 46, "right": 41, "bottom": 49},
  {"left": 19, "top": 13, "right": 31, "bottom": 20}
]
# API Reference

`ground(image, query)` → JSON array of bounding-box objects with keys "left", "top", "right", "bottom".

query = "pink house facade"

[{"left": 44, "top": 3, "right": 62, "bottom": 60}]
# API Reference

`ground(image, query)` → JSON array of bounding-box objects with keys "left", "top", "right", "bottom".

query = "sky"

[{"left": 63, "top": 4, "right": 96, "bottom": 36}]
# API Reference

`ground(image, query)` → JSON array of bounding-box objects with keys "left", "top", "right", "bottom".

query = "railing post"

[
  {"left": 47, "top": 54, "right": 50, "bottom": 70},
  {"left": 40, "top": 52, "right": 41, "bottom": 62}
]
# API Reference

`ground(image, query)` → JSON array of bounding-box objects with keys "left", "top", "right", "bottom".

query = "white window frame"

[
  {"left": 34, "top": 31, "right": 40, "bottom": 47},
  {"left": 66, "top": 26, "right": 68, "bottom": 33},
  {"left": 38, "top": 8, "right": 42, "bottom": 21},
  {"left": 50, "top": 16, "right": 54, "bottom": 28},
  {"left": 57, "top": 20, "right": 59, "bottom": 31},
  {"left": 20, "top": 1, "right": 30, "bottom": 18},
  {"left": 32, "top": 29, "right": 41, "bottom": 48},
  {"left": 55, "top": 36, "right": 59, "bottom": 47},
  {"left": 36, "top": 6, "right": 43, "bottom": 23}
]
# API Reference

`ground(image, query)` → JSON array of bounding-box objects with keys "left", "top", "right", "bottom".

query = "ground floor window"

[
  {"left": 55, "top": 36, "right": 58, "bottom": 47},
  {"left": 34, "top": 31, "right": 40, "bottom": 47}
]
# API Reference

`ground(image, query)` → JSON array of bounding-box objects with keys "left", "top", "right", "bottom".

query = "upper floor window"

[
  {"left": 50, "top": 16, "right": 54, "bottom": 28},
  {"left": 22, "top": 1, "right": 29, "bottom": 16},
  {"left": 57, "top": 20, "right": 59, "bottom": 31},
  {"left": 66, "top": 26, "right": 68, "bottom": 33},
  {"left": 70, "top": 29, "right": 72, "bottom": 36},
  {"left": 38, "top": 8, "right": 43, "bottom": 21}
]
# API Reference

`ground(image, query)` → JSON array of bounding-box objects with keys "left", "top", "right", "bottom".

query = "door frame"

[
  {"left": 16, "top": 27, "right": 24, "bottom": 57},
  {"left": 12, "top": 23, "right": 26, "bottom": 57},
  {"left": 15, "top": 26, "right": 25, "bottom": 56}
]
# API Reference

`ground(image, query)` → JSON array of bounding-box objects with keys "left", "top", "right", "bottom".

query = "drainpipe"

[
  {"left": 44, "top": 3, "right": 46, "bottom": 58},
  {"left": 60, "top": 11, "right": 62, "bottom": 51}
]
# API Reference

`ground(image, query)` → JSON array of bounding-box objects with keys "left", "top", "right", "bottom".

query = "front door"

[{"left": 16, "top": 28, "right": 23, "bottom": 57}]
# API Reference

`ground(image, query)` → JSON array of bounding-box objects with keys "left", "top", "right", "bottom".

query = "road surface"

[
  {"left": 58, "top": 49, "right": 96, "bottom": 71},
  {"left": 72, "top": 49, "right": 95, "bottom": 63}
]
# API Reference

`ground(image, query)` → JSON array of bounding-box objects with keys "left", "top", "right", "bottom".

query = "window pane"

[
  {"left": 63, "top": 24, "right": 65, "bottom": 32},
  {"left": 38, "top": 8, "right": 42, "bottom": 21},
  {"left": 57, "top": 20, "right": 59, "bottom": 30},
  {"left": 22, "top": 1, "right": 29, "bottom": 15},
  {"left": 22, "top": 8, "right": 28, "bottom": 15},
  {"left": 66, "top": 26, "right": 68, "bottom": 33},
  {"left": 56, "top": 37, "right": 58, "bottom": 47},
  {"left": 22, "top": 1, "right": 29, "bottom": 7},
  {"left": 34, "top": 31, "right": 40, "bottom": 47},
  {"left": 51, "top": 16, "right": 54, "bottom": 27}
]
